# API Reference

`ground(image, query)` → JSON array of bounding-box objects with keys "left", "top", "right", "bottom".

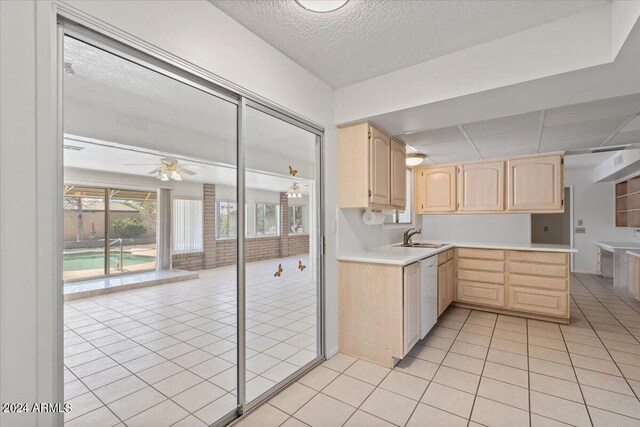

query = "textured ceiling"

[{"left": 210, "top": 0, "right": 608, "bottom": 88}]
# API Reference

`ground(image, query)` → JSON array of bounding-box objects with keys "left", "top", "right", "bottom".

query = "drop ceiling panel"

[
  {"left": 606, "top": 129, "right": 640, "bottom": 145},
  {"left": 541, "top": 118, "right": 627, "bottom": 143},
  {"left": 479, "top": 144, "right": 537, "bottom": 159},
  {"left": 564, "top": 152, "right": 614, "bottom": 169},
  {"left": 472, "top": 129, "right": 538, "bottom": 151},
  {"left": 463, "top": 112, "right": 540, "bottom": 138},
  {"left": 621, "top": 115, "right": 640, "bottom": 133},
  {"left": 544, "top": 94, "right": 640, "bottom": 127},
  {"left": 539, "top": 135, "right": 606, "bottom": 151},
  {"left": 402, "top": 126, "right": 466, "bottom": 146},
  {"left": 428, "top": 151, "right": 482, "bottom": 164},
  {"left": 416, "top": 140, "right": 473, "bottom": 155}
]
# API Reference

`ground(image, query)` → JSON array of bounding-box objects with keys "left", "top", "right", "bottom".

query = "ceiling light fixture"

[
  {"left": 295, "top": 0, "right": 348, "bottom": 13},
  {"left": 406, "top": 152, "right": 427, "bottom": 167},
  {"left": 287, "top": 183, "right": 303, "bottom": 198}
]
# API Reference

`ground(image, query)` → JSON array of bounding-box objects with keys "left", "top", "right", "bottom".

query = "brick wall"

[
  {"left": 288, "top": 234, "right": 310, "bottom": 256},
  {"left": 172, "top": 252, "right": 204, "bottom": 270},
  {"left": 279, "top": 192, "right": 289, "bottom": 257},
  {"left": 216, "top": 236, "right": 282, "bottom": 267},
  {"left": 203, "top": 184, "right": 216, "bottom": 269}
]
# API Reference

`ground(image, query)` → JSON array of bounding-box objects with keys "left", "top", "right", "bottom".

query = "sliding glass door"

[{"left": 61, "top": 26, "right": 323, "bottom": 427}]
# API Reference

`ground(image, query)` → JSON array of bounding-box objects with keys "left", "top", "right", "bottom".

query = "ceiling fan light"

[
  {"left": 170, "top": 170, "right": 182, "bottom": 181},
  {"left": 406, "top": 152, "right": 427, "bottom": 167},
  {"left": 295, "top": 0, "right": 348, "bottom": 12},
  {"left": 159, "top": 172, "right": 170, "bottom": 181}
]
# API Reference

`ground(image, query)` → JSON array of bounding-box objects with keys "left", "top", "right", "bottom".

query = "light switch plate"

[
  {"left": 577, "top": 220, "right": 583, "bottom": 226},
  {"left": 575, "top": 227, "right": 586, "bottom": 234}
]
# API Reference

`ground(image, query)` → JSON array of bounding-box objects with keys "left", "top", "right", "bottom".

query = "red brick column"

[
  {"left": 279, "top": 192, "right": 289, "bottom": 257},
  {"left": 203, "top": 184, "right": 217, "bottom": 269}
]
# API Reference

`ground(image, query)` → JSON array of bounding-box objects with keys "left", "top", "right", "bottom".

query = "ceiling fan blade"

[
  {"left": 147, "top": 167, "right": 161, "bottom": 175},
  {"left": 179, "top": 167, "right": 197, "bottom": 176},
  {"left": 124, "top": 163, "right": 162, "bottom": 166}
]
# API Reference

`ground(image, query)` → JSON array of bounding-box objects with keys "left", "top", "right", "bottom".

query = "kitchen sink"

[{"left": 393, "top": 242, "right": 448, "bottom": 249}]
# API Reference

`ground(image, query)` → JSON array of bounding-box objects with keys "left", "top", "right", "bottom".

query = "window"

[
  {"left": 385, "top": 169, "right": 413, "bottom": 225},
  {"left": 255, "top": 203, "right": 279, "bottom": 236},
  {"left": 288, "top": 206, "right": 305, "bottom": 234},
  {"left": 217, "top": 201, "right": 237, "bottom": 239},
  {"left": 173, "top": 199, "right": 203, "bottom": 253}
]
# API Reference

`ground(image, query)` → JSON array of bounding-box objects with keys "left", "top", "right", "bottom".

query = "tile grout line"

[
  {"left": 556, "top": 298, "right": 595, "bottom": 427},
  {"left": 569, "top": 276, "right": 640, "bottom": 405},
  {"left": 464, "top": 313, "right": 498, "bottom": 427},
  {"left": 401, "top": 309, "right": 473, "bottom": 427}
]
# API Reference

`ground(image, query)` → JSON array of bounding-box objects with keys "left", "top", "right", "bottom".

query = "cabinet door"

[
  {"left": 437, "top": 263, "right": 448, "bottom": 316},
  {"left": 446, "top": 259, "right": 455, "bottom": 305},
  {"left": 416, "top": 166, "right": 457, "bottom": 213},
  {"left": 404, "top": 263, "right": 421, "bottom": 354},
  {"left": 458, "top": 161, "right": 504, "bottom": 212},
  {"left": 507, "top": 288, "right": 568, "bottom": 318},
  {"left": 369, "top": 127, "right": 391, "bottom": 206},
  {"left": 507, "top": 155, "right": 563, "bottom": 211},
  {"left": 457, "top": 280, "right": 505, "bottom": 307},
  {"left": 390, "top": 138, "right": 407, "bottom": 208},
  {"left": 629, "top": 258, "right": 640, "bottom": 300}
]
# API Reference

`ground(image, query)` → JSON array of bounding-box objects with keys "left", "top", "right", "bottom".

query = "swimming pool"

[{"left": 63, "top": 251, "right": 155, "bottom": 271}]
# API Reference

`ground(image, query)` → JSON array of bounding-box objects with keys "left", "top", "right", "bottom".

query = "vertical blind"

[{"left": 173, "top": 199, "right": 203, "bottom": 253}]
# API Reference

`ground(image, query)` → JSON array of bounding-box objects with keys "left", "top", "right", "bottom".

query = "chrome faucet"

[{"left": 403, "top": 227, "right": 422, "bottom": 245}]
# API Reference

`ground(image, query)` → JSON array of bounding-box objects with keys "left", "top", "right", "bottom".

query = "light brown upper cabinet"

[
  {"left": 390, "top": 138, "right": 407, "bottom": 208},
  {"left": 369, "top": 126, "right": 391, "bottom": 206},
  {"left": 414, "top": 152, "right": 563, "bottom": 215},
  {"left": 507, "top": 154, "right": 563, "bottom": 212},
  {"left": 458, "top": 161, "right": 505, "bottom": 212},
  {"left": 339, "top": 123, "right": 406, "bottom": 210},
  {"left": 415, "top": 166, "right": 457, "bottom": 214}
]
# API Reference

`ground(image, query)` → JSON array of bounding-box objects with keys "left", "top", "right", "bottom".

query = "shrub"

[{"left": 112, "top": 217, "right": 147, "bottom": 238}]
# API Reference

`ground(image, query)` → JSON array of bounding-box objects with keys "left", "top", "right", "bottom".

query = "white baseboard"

[{"left": 326, "top": 346, "right": 340, "bottom": 358}]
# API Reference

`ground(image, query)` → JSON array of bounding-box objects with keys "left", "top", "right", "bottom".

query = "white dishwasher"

[{"left": 420, "top": 256, "right": 438, "bottom": 339}]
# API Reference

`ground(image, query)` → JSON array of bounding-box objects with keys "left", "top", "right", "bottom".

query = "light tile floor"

[
  {"left": 239, "top": 273, "right": 640, "bottom": 427},
  {"left": 64, "top": 255, "right": 317, "bottom": 427}
]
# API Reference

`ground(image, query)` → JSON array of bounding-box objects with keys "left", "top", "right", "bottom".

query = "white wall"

[
  {"left": 0, "top": 1, "right": 337, "bottom": 426},
  {"left": 420, "top": 214, "right": 531, "bottom": 244},
  {"left": 337, "top": 209, "right": 408, "bottom": 253},
  {"left": 566, "top": 168, "right": 638, "bottom": 273}
]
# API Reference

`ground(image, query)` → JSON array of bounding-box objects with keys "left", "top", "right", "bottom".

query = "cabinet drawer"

[
  {"left": 509, "top": 262, "right": 567, "bottom": 278},
  {"left": 457, "top": 280, "right": 505, "bottom": 307},
  {"left": 509, "top": 251, "right": 567, "bottom": 265},
  {"left": 507, "top": 288, "right": 568, "bottom": 318},
  {"left": 508, "top": 274, "right": 567, "bottom": 291},
  {"left": 446, "top": 249, "right": 454, "bottom": 261},
  {"left": 457, "top": 269, "right": 504, "bottom": 285},
  {"left": 456, "top": 248, "right": 505, "bottom": 260},
  {"left": 438, "top": 252, "right": 447, "bottom": 265},
  {"left": 457, "top": 258, "right": 505, "bottom": 272}
]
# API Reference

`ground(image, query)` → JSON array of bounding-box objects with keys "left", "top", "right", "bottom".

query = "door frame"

[{"left": 54, "top": 7, "right": 326, "bottom": 426}]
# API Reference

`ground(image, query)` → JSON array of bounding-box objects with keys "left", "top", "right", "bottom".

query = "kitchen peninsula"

[{"left": 338, "top": 241, "right": 577, "bottom": 368}]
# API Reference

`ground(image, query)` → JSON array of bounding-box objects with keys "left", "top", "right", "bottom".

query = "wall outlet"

[{"left": 575, "top": 227, "right": 586, "bottom": 234}]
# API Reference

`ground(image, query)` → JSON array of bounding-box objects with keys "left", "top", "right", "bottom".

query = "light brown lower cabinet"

[
  {"left": 438, "top": 249, "right": 455, "bottom": 316},
  {"left": 629, "top": 255, "right": 640, "bottom": 302},
  {"left": 338, "top": 260, "right": 421, "bottom": 368},
  {"left": 454, "top": 248, "right": 570, "bottom": 323}
]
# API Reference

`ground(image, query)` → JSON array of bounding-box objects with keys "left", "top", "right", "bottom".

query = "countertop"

[
  {"left": 594, "top": 241, "right": 640, "bottom": 251},
  {"left": 627, "top": 251, "right": 640, "bottom": 259},
  {"left": 338, "top": 241, "right": 577, "bottom": 266}
]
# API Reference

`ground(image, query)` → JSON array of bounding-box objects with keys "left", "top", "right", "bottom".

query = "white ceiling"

[
  {"left": 210, "top": 0, "right": 608, "bottom": 88},
  {"left": 401, "top": 93, "right": 640, "bottom": 164},
  {"left": 63, "top": 137, "right": 309, "bottom": 193}
]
